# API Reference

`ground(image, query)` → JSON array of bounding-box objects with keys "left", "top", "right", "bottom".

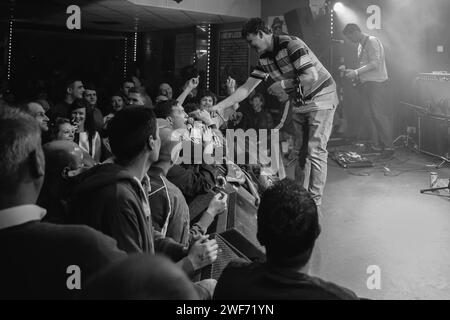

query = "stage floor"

[{"left": 285, "top": 148, "right": 450, "bottom": 300}]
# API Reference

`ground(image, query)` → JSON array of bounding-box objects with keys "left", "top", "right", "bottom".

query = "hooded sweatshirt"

[{"left": 69, "top": 163, "right": 190, "bottom": 269}]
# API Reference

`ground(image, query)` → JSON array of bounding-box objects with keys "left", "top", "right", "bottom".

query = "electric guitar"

[
  {"left": 293, "top": 74, "right": 306, "bottom": 107},
  {"left": 339, "top": 65, "right": 361, "bottom": 87}
]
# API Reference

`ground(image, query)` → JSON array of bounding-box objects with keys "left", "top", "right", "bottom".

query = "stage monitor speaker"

[
  {"left": 194, "top": 188, "right": 265, "bottom": 281},
  {"left": 413, "top": 75, "right": 450, "bottom": 117},
  {"left": 195, "top": 233, "right": 251, "bottom": 281},
  {"left": 189, "top": 186, "right": 265, "bottom": 281},
  {"left": 418, "top": 114, "right": 450, "bottom": 159},
  {"left": 215, "top": 189, "right": 265, "bottom": 261}
]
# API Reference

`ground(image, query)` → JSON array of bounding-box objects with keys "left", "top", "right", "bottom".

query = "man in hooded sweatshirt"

[{"left": 69, "top": 107, "right": 219, "bottom": 278}]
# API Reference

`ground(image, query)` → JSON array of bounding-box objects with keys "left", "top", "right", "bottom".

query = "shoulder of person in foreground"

[
  {"left": 213, "top": 258, "right": 254, "bottom": 299},
  {"left": 305, "top": 274, "right": 360, "bottom": 300},
  {"left": 38, "top": 221, "right": 127, "bottom": 267}
]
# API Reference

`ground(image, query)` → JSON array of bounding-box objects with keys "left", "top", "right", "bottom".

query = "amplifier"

[
  {"left": 418, "top": 114, "right": 450, "bottom": 160},
  {"left": 195, "top": 233, "right": 251, "bottom": 281},
  {"left": 417, "top": 73, "right": 450, "bottom": 81},
  {"left": 216, "top": 190, "right": 266, "bottom": 260},
  {"left": 192, "top": 187, "right": 266, "bottom": 282},
  {"left": 413, "top": 73, "right": 450, "bottom": 117}
]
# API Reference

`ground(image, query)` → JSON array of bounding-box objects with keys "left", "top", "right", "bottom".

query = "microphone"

[{"left": 332, "top": 39, "right": 345, "bottom": 44}]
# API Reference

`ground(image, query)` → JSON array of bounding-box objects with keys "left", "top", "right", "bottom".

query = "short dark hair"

[
  {"left": 343, "top": 23, "right": 361, "bottom": 35},
  {"left": 251, "top": 92, "right": 265, "bottom": 105},
  {"left": 184, "top": 102, "right": 201, "bottom": 114},
  {"left": 0, "top": 107, "right": 41, "bottom": 192},
  {"left": 123, "top": 78, "right": 135, "bottom": 85},
  {"left": 242, "top": 17, "right": 271, "bottom": 38},
  {"left": 84, "top": 83, "right": 97, "bottom": 92},
  {"left": 64, "top": 78, "right": 82, "bottom": 91},
  {"left": 111, "top": 91, "right": 126, "bottom": 100},
  {"left": 108, "top": 107, "right": 157, "bottom": 162},
  {"left": 199, "top": 91, "right": 218, "bottom": 105},
  {"left": 127, "top": 87, "right": 140, "bottom": 95},
  {"left": 257, "top": 179, "right": 320, "bottom": 267},
  {"left": 154, "top": 99, "right": 178, "bottom": 119},
  {"left": 68, "top": 98, "right": 89, "bottom": 113}
]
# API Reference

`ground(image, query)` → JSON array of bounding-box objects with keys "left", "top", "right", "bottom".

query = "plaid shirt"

[{"left": 250, "top": 35, "right": 338, "bottom": 114}]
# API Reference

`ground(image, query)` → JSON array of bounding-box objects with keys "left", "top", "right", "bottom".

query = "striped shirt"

[{"left": 250, "top": 35, "right": 338, "bottom": 113}]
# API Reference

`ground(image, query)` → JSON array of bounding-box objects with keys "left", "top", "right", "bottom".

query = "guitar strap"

[{"left": 358, "top": 36, "right": 370, "bottom": 65}]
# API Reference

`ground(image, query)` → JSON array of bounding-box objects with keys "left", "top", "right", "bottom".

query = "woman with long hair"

[{"left": 68, "top": 98, "right": 101, "bottom": 162}]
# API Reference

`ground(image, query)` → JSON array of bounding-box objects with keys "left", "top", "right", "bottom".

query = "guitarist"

[
  {"left": 211, "top": 17, "right": 338, "bottom": 207},
  {"left": 342, "top": 23, "right": 393, "bottom": 156}
]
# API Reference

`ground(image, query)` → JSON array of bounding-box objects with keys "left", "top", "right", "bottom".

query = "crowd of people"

[{"left": 0, "top": 17, "right": 361, "bottom": 300}]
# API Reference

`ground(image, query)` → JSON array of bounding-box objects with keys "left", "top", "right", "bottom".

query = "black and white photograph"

[{"left": 0, "top": 0, "right": 449, "bottom": 305}]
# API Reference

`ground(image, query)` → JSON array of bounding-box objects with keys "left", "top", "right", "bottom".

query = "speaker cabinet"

[
  {"left": 284, "top": 7, "right": 315, "bottom": 41},
  {"left": 195, "top": 233, "right": 251, "bottom": 281},
  {"left": 419, "top": 115, "right": 450, "bottom": 159}
]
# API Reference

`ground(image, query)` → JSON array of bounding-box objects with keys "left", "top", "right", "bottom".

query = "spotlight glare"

[{"left": 333, "top": 2, "right": 344, "bottom": 12}]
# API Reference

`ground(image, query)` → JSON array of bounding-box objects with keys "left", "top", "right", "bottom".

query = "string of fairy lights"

[
  {"left": 123, "top": 37, "right": 128, "bottom": 79},
  {"left": 2, "top": 6, "right": 211, "bottom": 85},
  {"left": 330, "top": 6, "right": 335, "bottom": 37},
  {"left": 206, "top": 23, "right": 211, "bottom": 91},
  {"left": 7, "top": 4, "right": 14, "bottom": 82},
  {"left": 133, "top": 32, "right": 138, "bottom": 62}
]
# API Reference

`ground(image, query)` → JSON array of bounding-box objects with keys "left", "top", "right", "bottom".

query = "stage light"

[
  {"left": 333, "top": 2, "right": 344, "bottom": 12},
  {"left": 332, "top": 1, "right": 359, "bottom": 25}
]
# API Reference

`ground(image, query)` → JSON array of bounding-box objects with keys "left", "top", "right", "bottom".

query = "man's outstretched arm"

[{"left": 210, "top": 77, "right": 262, "bottom": 113}]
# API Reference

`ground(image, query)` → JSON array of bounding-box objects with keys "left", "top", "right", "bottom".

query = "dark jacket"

[
  {"left": 0, "top": 221, "right": 126, "bottom": 299},
  {"left": 167, "top": 164, "right": 218, "bottom": 204},
  {"left": 214, "top": 260, "right": 359, "bottom": 300},
  {"left": 69, "top": 163, "right": 188, "bottom": 263}
]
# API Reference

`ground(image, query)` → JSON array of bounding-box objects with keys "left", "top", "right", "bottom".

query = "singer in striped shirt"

[{"left": 212, "top": 18, "right": 338, "bottom": 207}]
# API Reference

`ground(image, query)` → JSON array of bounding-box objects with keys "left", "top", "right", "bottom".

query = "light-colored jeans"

[{"left": 292, "top": 107, "right": 336, "bottom": 206}]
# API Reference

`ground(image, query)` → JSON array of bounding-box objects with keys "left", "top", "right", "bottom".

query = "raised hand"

[
  {"left": 206, "top": 192, "right": 228, "bottom": 218},
  {"left": 226, "top": 76, "right": 236, "bottom": 93},
  {"left": 187, "top": 76, "right": 200, "bottom": 91}
]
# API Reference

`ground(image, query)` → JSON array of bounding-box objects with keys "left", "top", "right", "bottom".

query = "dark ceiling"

[{"left": 0, "top": 0, "right": 246, "bottom": 32}]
